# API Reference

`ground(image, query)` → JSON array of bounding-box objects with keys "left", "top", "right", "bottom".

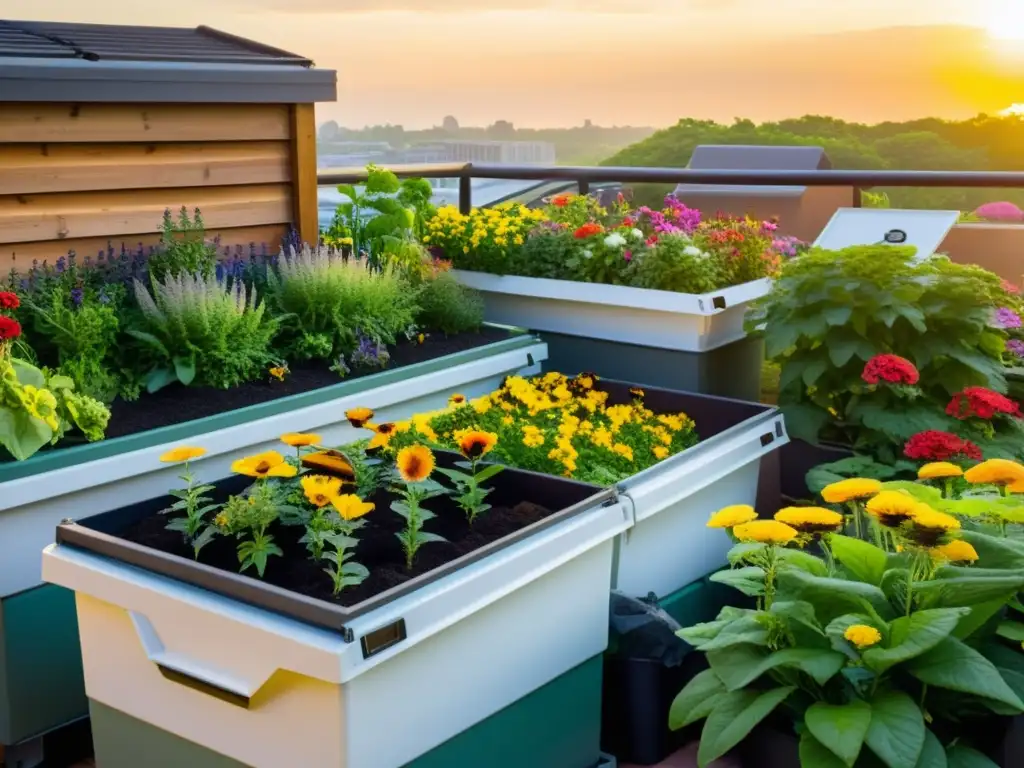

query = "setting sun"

[{"left": 985, "top": 0, "right": 1024, "bottom": 40}]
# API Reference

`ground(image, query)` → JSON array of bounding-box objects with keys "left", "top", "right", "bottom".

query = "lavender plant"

[{"left": 147, "top": 207, "right": 218, "bottom": 281}]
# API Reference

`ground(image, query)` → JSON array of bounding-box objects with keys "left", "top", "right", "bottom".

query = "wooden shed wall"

[{"left": 0, "top": 103, "right": 320, "bottom": 272}]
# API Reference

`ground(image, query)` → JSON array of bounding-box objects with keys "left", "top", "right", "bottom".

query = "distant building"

[{"left": 433, "top": 140, "right": 556, "bottom": 165}]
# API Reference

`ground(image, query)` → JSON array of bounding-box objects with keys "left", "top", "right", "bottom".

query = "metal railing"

[{"left": 317, "top": 163, "right": 1024, "bottom": 215}]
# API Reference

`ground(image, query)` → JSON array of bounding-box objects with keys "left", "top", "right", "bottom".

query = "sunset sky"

[{"left": 12, "top": 0, "right": 1024, "bottom": 128}]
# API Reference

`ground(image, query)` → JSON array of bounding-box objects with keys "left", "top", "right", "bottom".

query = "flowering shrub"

[
  {"left": 904, "top": 430, "right": 984, "bottom": 462},
  {"left": 384, "top": 372, "right": 698, "bottom": 484},
  {"left": 424, "top": 203, "right": 546, "bottom": 275},
  {"left": 672, "top": 475, "right": 1024, "bottom": 766}
]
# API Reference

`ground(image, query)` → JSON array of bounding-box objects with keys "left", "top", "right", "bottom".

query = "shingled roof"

[{"left": 0, "top": 20, "right": 335, "bottom": 103}]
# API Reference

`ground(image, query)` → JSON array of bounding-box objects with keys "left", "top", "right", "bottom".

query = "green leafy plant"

[
  {"left": 322, "top": 532, "right": 370, "bottom": 596},
  {"left": 158, "top": 446, "right": 217, "bottom": 559},
  {"left": 331, "top": 165, "right": 431, "bottom": 257},
  {"left": 414, "top": 271, "right": 484, "bottom": 335},
  {"left": 749, "top": 245, "right": 1016, "bottom": 461},
  {"left": 628, "top": 233, "right": 722, "bottom": 294},
  {"left": 215, "top": 482, "right": 283, "bottom": 577},
  {"left": 392, "top": 445, "right": 448, "bottom": 569},
  {"left": 506, "top": 226, "right": 579, "bottom": 280},
  {"left": 434, "top": 430, "right": 504, "bottom": 523},
  {"left": 675, "top": 484, "right": 1024, "bottom": 768},
  {"left": 147, "top": 207, "right": 218, "bottom": 282},
  {"left": 128, "top": 273, "right": 279, "bottom": 392}
]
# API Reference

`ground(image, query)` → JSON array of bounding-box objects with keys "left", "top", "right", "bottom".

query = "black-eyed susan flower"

[
  {"left": 844, "top": 624, "right": 881, "bottom": 649},
  {"left": 374, "top": 422, "right": 397, "bottom": 436},
  {"left": 907, "top": 503, "right": 960, "bottom": 546},
  {"left": 965, "top": 459, "right": 1024, "bottom": 488},
  {"left": 821, "top": 478, "right": 882, "bottom": 504},
  {"left": 865, "top": 490, "right": 917, "bottom": 527},
  {"left": 448, "top": 393, "right": 467, "bottom": 406},
  {"left": 301, "top": 475, "right": 342, "bottom": 508},
  {"left": 707, "top": 505, "right": 757, "bottom": 529},
  {"left": 629, "top": 387, "right": 645, "bottom": 400},
  {"left": 930, "top": 539, "right": 979, "bottom": 563},
  {"left": 774, "top": 506, "right": 844, "bottom": 533},
  {"left": 159, "top": 446, "right": 206, "bottom": 463},
  {"left": 331, "top": 494, "right": 375, "bottom": 521},
  {"left": 281, "top": 432, "right": 322, "bottom": 448},
  {"left": 345, "top": 407, "right": 374, "bottom": 428},
  {"left": 917, "top": 462, "right": 963, "bottom": 480},
  {"left": 397, "top": 445, "right": 435, "bottom": 483},
  {"left": 459, "top": 430, "right": 498, "bottom": 460},
  {"left": 732, "top": 520, "right": 798, "bottom": 545},
  {"left": 231, "top": 451, "right": 297, "bottom": 479}
]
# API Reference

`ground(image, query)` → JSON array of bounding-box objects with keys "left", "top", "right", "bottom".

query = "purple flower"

[
  {"left": 1008, "top": 339, "right": 1024, "bottom": 358},
  {"left": 56, "top": 257, "right": 66, "bottom": 274},
  {"left": 351, "top": 332, "right": 391, "bottom": 369},
  {"left": 994, "top": 307, "right": 1023, "bottom": 329},
  {"left": 70, "top": 288, "right": 83, "bottom": 308}
]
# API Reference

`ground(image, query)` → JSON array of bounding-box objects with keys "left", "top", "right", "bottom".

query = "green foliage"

[
  {"left": 162, "top": 460, "right": 218, "bottom": 559},
  {"left": 147, "top": 207, "right": 218, "bottom": 282},
  {"left": 627, "top": 233, "right": 722, "bottom": 294},
  {"left": 391, "top": 476, "right": 449, "bottom": 570},
  {"left": 329, "top": 164, "right": 430, "bottom": 257},
  {"left": 414, "top": 271, "right": 484, "bottom": 335},
  {"left": 750, "top": 245, "right": 1015, "bottom": 460},
  {"left": 128, "top": 273, "right": 279, "bottom": 392},
  {"left": 506, "top": 228, "right": 579, "bottom": 280},
  {"left": 266, "top": 246, "right": 416, "bottom": 361},
  {"left": 214, "top": 482, "right": 284, "bottom": 578}
]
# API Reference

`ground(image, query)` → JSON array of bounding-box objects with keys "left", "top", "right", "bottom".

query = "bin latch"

[{"left": 361, "top": 618, "right": 407, "bottom": 659}]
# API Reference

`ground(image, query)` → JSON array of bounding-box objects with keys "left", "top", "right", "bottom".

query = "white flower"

[
  {"left": 683, "top": 245, "right": 702, "bottom": 257},
  {"left": 582, "top": 249, "right": 593, "bottom": 259},
  {"left": 631, "top": 228, "right": 644, "bottom": 240},
  {"left": 604, "top": 233, "right": 627, "bottom": 248}
]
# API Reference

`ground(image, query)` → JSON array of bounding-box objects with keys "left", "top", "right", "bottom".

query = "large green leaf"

[
  {"left": 861, "top": 608, "right": 970, "bottom": 673},
  {"left": 782, "top": 402, "right": 833, "bottom": 444},
  {"left": 11, "top": 358, "right": 46, "bottom": 388},
  {"left": 864, "top": 691, "right": 925, "bottom": 768},
  {"left": 945, "top": 744, "right": 1001, "bottom": 768},
  {"left": 915, "top": 729, "right": 947, "bottom": 768},
  {"left": 914, "top": 574, "right": 1024, "bottom": 610},
  {"left": 805, "top": 700, "right": 872, "bottom": 766},
  {"left": 708, "top": 566, "right": 766, "bottom": 597},
  {"left": 878, "top": 481, "right": 943, "bottom": 505},
  {"left": 771, "top": 600, "right": 829, "bottom": 647},
  {"left": 830, "top": 534, "right": 888, "bottom": 586},
  {"left": 800, "top": 730, "right": 849, "bottom": 768},
  {"left": 668, "top": 668, "right": 726, "bottom": 730},
  {"left": 959, "top": 530, "right": 1024, "bottom": 569},
  {"left": 0, "top": 407, "right": 52, "bottom": 461},
  {"left": 777, "top": 548, "right": 829, "bottom": 577},
  {"left": 696, "top": 687, "right": 796, "bottom": 768},
  {"left": 907, "top": 636, "right": 1024, "bottom": 710},
  {"left": 953, "top": 598, "right": 1010, "bottom": 640},
  {"left": 708, "top": 643, "right": 845, "bottom": 690},
  {"left": 692, "top": 615, "right": 770, "bottom": 651},
  {"left": 776, "top": 568, "right": 894, "bottom": 623},
  {"left": 996, "top": 620, "right": 1024, "bottom": 643}
]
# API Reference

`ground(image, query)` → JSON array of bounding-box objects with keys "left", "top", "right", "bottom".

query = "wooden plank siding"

[{"left": 0, "top": 103, "right": 315, "bottom": 269}]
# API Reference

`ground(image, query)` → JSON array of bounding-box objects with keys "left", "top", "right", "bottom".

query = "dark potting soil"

[
  {"left": 104, "top": 326, "right": 512, "bottom": 440},
  {"left": 116, "top": 484, "right": 555, "bottom": 607}
]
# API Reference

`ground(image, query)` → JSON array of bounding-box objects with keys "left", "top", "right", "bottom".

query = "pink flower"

[
  {"left": 974, "top": 202, "right": 1024, "bottom": 222},
  {"left": 624, "top": 250, "right": 633, "bottom": 262}
]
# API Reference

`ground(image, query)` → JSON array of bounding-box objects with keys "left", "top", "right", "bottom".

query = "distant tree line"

[{"left": 603, "top": 115, "right": 1024, "bottom": 211}]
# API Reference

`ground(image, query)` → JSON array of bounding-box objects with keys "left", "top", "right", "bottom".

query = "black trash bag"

[{"left": 608, "top": 591, "right": 690, "bottom": 667}]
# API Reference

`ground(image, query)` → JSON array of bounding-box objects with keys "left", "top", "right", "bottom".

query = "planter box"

[
  {"left": 453, "top": 271, "right": 771, "bottom": 354},
  {"left": 602, "top": 381, "right": 787, "bottom": 599},
  {"left": 0, "top": 330, "right": 545, "bottom": 750},
  {"left": 42, "top": 461, "right": 630, "bottom": 768}
]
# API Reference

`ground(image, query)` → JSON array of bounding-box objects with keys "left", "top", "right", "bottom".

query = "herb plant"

[
  {"left": 158, "top": 446, "right": 217, "bottom": 558},
  {"left": 414, "top": 271, "right": 484, "bottom": 335},
  {"left": 147, "top": 207, "right": 218, "bottom": 282}
]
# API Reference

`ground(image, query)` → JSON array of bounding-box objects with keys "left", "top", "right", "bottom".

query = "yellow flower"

[
  {"left": 449, "top": 393, "right": 467, "bottom": 406},
  {"left": 301, "top": 475, "right": 342, "bottom": 508},
  {"left": 502, "top": 415, "right": 514, "bottom": 426},
  {"left": 865, "top": 491, "right": 917, "bottom": 527},
  {"left": 269, "top": 366, "right": 288, "bottom": 381},
  {"left": 844, "top": 624, "right": 882, "bottom": 649},
  {"left": 907, "top": 503, "right": 961, "bottom": 546},
  {"left": 774, "top": 506, "right": 844, "bottom": 533},
  {"left": 459, "top": 430, "right": 498, "bottom": 459},
  {"left": 931, "top": 539, "right": 979, "bottom": 563},
  {"left": 280, "top": 432, "right": 322, "bottom": 448},
  {"left": 346, "top": 407, "right": 374, "bottom": 428},
  {"left": 159, "top": 446, "right": 206, "bottom": 463},
  {"left": 653, "top": 445, "right": 669, "bottom": 460},
  {"left": 397, "top": 445, "right": 435, "bottom": 483},
  {"left": 19, "top": 385, "right": 59, "bottom": 431},
  {"left": 367, "top": 431, "right": 391, "bottom": 453},
  {"left": 472, "top": 396, "right": 493, "bottom": 414},
  {"left": 331, "top": 494, "right": 375, "bottom": 521},
  {"left": 301, "top": 450, "right": 355, "bottom": 479},
  {"left": 733, "top": 520, "right": 798, "bottom": 545},
  {"left": 821, "top": 478, "right": 882, "bottom": 504},
  {"left": 707, "top": 505, "right": 757, "bottom": 529},
  {"left": 918, "top": 462, "right": 963, "bottom": 480},
  {"left": 965, "top": 459, "right": 1024, "bottom": 487},
  {"left": 612, "top": 443, "right": 634, "bottom": 462},
  {"left": 231, "top": 451, "right": 297, "bottom": 479}
]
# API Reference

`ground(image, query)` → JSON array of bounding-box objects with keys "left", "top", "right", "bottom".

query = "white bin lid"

[{"left": 813, "top": 208, "right": 960, "bottom": 262}]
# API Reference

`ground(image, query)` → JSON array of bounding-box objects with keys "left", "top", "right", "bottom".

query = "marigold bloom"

[
  {"left": 917, "top": 462, "right": 963, "bottom": 480},
  {"left": 374, "top": 422, "right": 398, "bottom": 436},
  {"left": 821, "top": 478, "right": 882, "bottom": 504},
  {"left": 459, "top": 430, "right": 498, "bottom": 459},
  {"left": 301, "top": 450, "right": 355, "bottom": 479},
  {"left": 331, "top": 494, "right": 375, "bottom": 521},
  {"left": 345, "top": 407, "right": 374, "bottom": 428},
  {"left": 904, "top": 430, "right": 982, "bottom": 461},
  {"left": 574, "top": 223, "right": 604, "bottom": 239},
  {"left": 159, "top": 446, "right": 206, "bottom": 463},
  {"left": 844, "top": 624, "right": 882, "bottom": 649},
  {"left": 301, "top": 475, "right": 342, "bottom": 508},
  {"left": 865, "top": 491, "right": 917, "bottom": 527},
  {"left": 397, "top": 445, "right": 435, "bottom": 483},
  {"left": 653, "top": 445, "right": 670, "bottom": 460},
  {"left": 774, "top": 506, "right": 844, "bottom": 533},
  {"left": 964, "top": 459, "right": 1024, "bottom": 486},
  {"left": 732, "top": 519, "right": 798, "bottom": 545},
  {"left": 231, "top": 451, "right": 297, "bottom": 479},
  {"left": 907, "top": 503, "right": 961, "bottom": 546},
  {"left": 707, "top": 505, "right": 757, "bottom": 529},
  {"left": 931, "top": 539, "right": 979, "bottom": 563},
  {"left": 280, "top": 432, "right": 322, "bottom": 448},
  {"left": 861, "top": 354, "right": 920, "bottom": 386}
]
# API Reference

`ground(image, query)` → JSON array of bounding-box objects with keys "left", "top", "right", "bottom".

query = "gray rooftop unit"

[
  {"left": 674, "top": 144, "right": 831, "bottom": 198},
  {"left": 0, "top": 20, "right": 336, "bottom": 103}
]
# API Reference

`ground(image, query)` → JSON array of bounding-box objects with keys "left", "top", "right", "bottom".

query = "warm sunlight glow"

[
  {"left": 1002, "top": 104, "right": 1024, "bottom": 115},
  {"left": 985, "top": 0, "right": 1024, "bottom": 40}
]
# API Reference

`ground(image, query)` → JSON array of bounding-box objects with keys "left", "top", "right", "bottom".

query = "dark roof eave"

[{"left": 0, "top": 60, "right": 337, "bottom": 104}]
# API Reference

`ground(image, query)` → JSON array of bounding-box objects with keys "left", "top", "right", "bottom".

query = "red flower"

[
  {"left": 904, "top": 430, "right": 983, "bottom": 461},
  {"left": 574, "top": 223, "right": 604, "bottom": 239},
  {"left": 0, "top": 292, "right": 19, "bottom": 310},
  {"left": 1002, "top": 279, "right": 1020, "bottom": 295},
  {"left": 862, "top": 354, "right": 920, "bottom": 386},
  {"left": 622, "top": 217, "right": 635, "bottom": 227},
  {"left": 552, "top": 194, "right": 572, "bottom": 208},
  {"left": 946, "top": 387, "right": 1021, "bottom": 420},
  {"left": 0, "top": 316, "right": 21, "bottom": 341}
]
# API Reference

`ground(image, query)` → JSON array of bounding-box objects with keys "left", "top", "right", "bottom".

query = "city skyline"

[{"left": 10, "top": 0, "right": 1024, "bottom": 128}]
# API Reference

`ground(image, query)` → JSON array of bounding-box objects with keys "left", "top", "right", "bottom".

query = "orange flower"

[
  {"left": 459, "top": 430, "right": 498, "bottom": 460},
  {"left": 231, "top": 451, "right": 296, "bottom": 479},
  {"left": 301, "top": 450, "right": 356, "bottom": 479},
  {"left": 345, "top": 407, "right": 374, "bottom": 428},
  {"left": 397, "top": 445, "right": 435, "bottom": 483},
  {"left": 301, "top": 475, "right": 343, "bottom": 508},
  {"left": 280, "top": 432, "right": 322, "bottom": 448}
]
